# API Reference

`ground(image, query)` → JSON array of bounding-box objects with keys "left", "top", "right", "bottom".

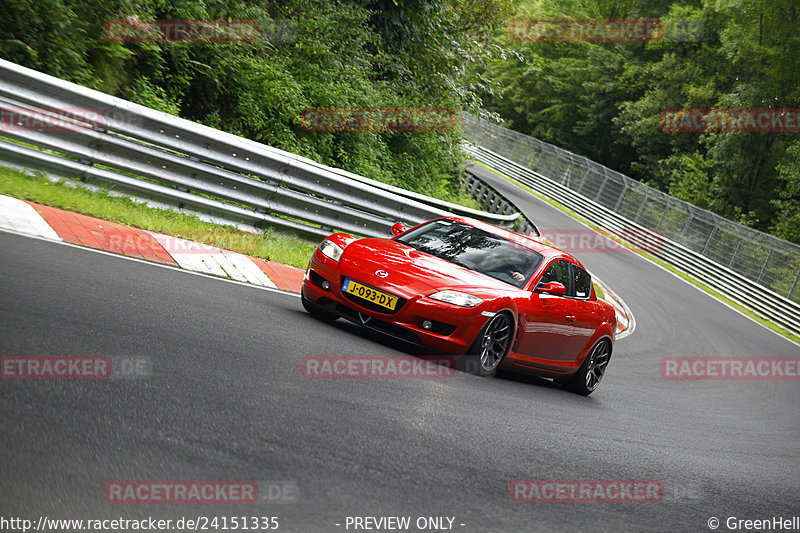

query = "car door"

[
  {"left": 514, "top": 259, "right": 577, "bottom": 365},
  {"left": 563, "top": 263, "right": 599, "bottom": 363}
]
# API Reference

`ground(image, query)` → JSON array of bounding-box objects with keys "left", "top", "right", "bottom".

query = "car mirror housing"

[
  {"left": 391, "top": 222, "right": 407, "bottom": 236},
  {"left": 536, "top": 281, "right": 567, "bottom": 296}
]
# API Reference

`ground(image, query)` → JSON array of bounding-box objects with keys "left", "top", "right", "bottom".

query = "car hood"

[{"left": 338, "top": 238, "right": 519, "bottom": 297}]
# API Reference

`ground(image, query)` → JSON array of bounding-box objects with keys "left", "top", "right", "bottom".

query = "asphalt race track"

[{"left": 1, "top": 167, "right": 799, "bottom": 532}]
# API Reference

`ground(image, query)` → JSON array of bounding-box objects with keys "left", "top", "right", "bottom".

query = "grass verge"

[
  {"left": 592, "top": 281, "right": 606, "bottom": 300},
  {"left": 471, "top": 160, "right": 800, "bottom": 345},
  {"left": 0, "top": 165, "right": 319, "bottom": 268}
]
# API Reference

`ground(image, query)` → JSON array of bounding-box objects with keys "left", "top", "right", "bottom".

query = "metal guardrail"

[
  {"left": 1, "top": 59, "right": 795, "bottom": 336},
  {"left": 465, "top": 115, "right": 800, "bottom": 306},
  {"left": 462, "top": 169, "right": 539, "bottom": 237},
  {"left": 0, "top": 59, "right": 517, "bottom": 241},
  {"left": 464, "top": 142, "right": 800, "bottom": 337}
]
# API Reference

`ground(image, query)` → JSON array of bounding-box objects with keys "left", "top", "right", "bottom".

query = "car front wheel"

[{"left": 467, "top": 313, "right": 512, "bottom": 377}]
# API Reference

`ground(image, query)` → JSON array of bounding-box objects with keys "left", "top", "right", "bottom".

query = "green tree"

[
  {"left": 477, "top": 0, "right": 800, "bottom": 242},
  {"left": 771, "top": 142, "right": 800, "bottom": 243},
  {"left": 0, "top": 0, "right": 514, "bottom": 203}
]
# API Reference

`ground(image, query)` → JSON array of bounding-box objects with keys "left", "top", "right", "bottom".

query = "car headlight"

[
  {"left": 429, "top": 290, "right": 484, "bottom": 307},
  {"left": 318, "top": 239, "right": 344, "bottom": 262}
]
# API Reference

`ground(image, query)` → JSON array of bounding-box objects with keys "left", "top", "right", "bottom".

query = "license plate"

[{"left": 342, "top": 279, "right": 398, "bottom": 311}]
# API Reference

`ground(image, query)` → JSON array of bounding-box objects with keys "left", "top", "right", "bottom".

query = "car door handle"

[{"left": 565, "top": 314, "right": 576, "bottom": 322}]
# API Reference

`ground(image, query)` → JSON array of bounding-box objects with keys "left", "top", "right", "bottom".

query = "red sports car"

[{"left": 301, "top": 216, "right": 616, "bottom": 395}]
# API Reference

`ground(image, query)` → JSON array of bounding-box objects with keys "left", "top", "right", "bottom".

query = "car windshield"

[{"left": 395, "top": 219, "right": 543, "bottom": 288}]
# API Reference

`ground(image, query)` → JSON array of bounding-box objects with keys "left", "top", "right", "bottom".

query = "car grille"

[{"left": 334, "top": 304, "right": 422, "bottom": 345}]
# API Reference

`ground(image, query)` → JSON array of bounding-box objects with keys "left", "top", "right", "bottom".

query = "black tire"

[
  {"left": 562, "top": 339, "right": 611, "bottom": 396},
  {"left": 301, "top": 293, "right": 339, "bottom": 323},
  {"left": 466, "top": 313, "right": 513, "bottom": 377}
]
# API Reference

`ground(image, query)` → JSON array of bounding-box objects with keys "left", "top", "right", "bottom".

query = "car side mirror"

[
  {"left": 536, "top": 281, "right": 567, "bottom": 296},
  {"left": 391, "top": 222, "right": 407, "bottom": 236}
]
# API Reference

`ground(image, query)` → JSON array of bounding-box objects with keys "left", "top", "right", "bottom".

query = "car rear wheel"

[
  {"left": 468, "top": 313, "right": 512, "bottom": 377},
  {"left": 301, "top": 292, "right": 339, "bottom": 323},
  {"left": 562, "top": 339, "right": 611, "bottom": 396}
]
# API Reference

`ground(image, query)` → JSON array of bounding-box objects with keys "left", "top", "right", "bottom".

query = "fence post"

[
  {"left": 728, "top": 233, "right": 744, "bottom": 269},
  {"left": 561, "top": 166, "right": 572, "bottom": 187},
  {"left": 634, "top": 188, "right": 649, "bottom": 223},
  {"left": 595, "top": 171, "right": 609, "bottom": 202},
  {"left": 576, "top": 163, "right": 591, "bottom": 194},
  {"left": 679, "top": 209, "right": 694, "bottom": 242},
  {"left": 656, "top": 195, "right": 670, "bottom": 230},
  {"left": 521, "top": 137, "right": 532, "bottom": 167},
  {"left": 701, "top": 223, "right": 718, "bottom": 256},
  {"left": 613, "top": 181, "right": 629, "bottom": 212},
  {"left": 789, "top": 270, "right": 800, "bottom": 300},
  {"left": 756, "top": 240, "right": 775, "bottom": 285}
]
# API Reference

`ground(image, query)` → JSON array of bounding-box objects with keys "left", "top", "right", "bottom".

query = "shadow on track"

[{"left": 294, "top": 308, "right": 601, "bottom": 399}]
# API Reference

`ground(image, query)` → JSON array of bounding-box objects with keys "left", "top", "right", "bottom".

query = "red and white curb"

[
  {"left": 0, "top": 194, "right": 304, "bottom": 292},
  {"left": 0, "top": 195, "right": 62, "bottom": 241},
  {"left": 145, "top": 233, "right": 277, "bottom": 288},
  {"left": 592, "top": 274, "right": 635, "bottom": 340}
]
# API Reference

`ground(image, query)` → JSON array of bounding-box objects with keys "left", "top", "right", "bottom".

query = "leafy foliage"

[
  {"left": 477, "top": 0, "right": 800, "bottom": 243},
  {"left": 0, "top": 0, "right": 513, "bottom": 202}
]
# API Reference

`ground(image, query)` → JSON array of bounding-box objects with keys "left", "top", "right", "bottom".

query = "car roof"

[{"left": 439, "top": 215, "right": 584, "bottom": 267}]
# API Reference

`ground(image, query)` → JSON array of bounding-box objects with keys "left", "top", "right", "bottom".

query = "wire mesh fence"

[{"left": 464, "top": 115, "right": 800, "bottom": 303}]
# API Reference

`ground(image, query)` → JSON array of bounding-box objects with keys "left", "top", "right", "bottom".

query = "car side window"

[
  {"left": 572, "top": 265, "right": 592, "bottom": 299},
  {"left": 539, "top": 260, "right": 572, "bottom": 294}
]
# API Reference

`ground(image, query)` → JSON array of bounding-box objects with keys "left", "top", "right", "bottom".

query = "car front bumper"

[{"left": 302, "top": 253, "right": 489, "bottom": 355}]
